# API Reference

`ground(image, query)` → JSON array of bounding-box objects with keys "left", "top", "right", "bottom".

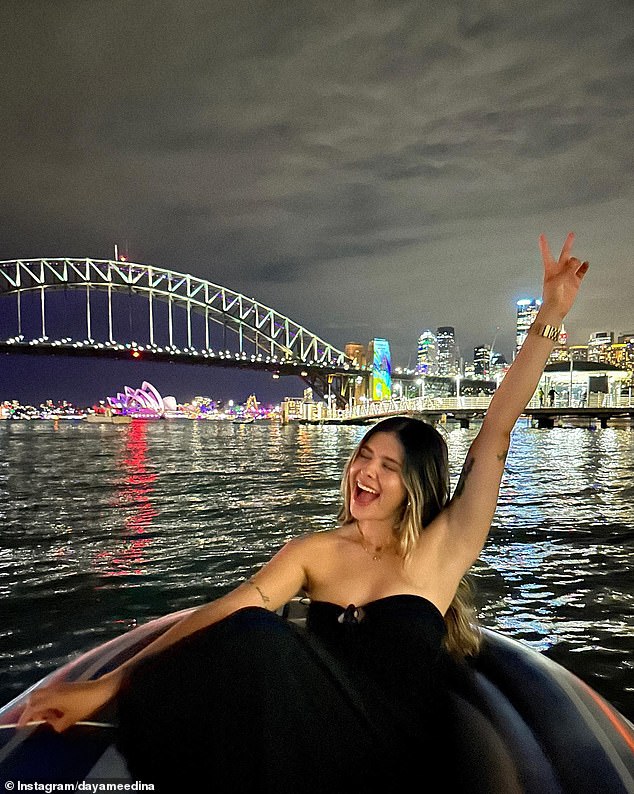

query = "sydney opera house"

[{"left": 107, "top": 381, "right": 179, "bottom": 419}]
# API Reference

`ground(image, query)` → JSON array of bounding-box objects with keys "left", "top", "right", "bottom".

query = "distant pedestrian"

[
  {"left": 548, "top": 388, "right": 556, "bottom": 407},
  {"left": 538, "top": 388, "right": 545, "bottom": 407}
]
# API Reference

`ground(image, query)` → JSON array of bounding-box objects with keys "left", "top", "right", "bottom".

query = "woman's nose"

[{"left": 361, "top": 461, "right": 377, "bottom": 477}]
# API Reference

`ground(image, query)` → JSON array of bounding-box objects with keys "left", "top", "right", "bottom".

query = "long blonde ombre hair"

[{"left": 337, "top": 416, "right": 481, "bottom": 658}]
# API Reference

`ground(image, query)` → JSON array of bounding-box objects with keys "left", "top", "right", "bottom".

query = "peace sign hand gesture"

[{"left": 539, "top": 232, "right": 589, "bottom": 322}]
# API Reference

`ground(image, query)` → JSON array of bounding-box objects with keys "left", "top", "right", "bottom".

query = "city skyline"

[{"left": 1, "top": 1, "right": 633, "bottom": 401}]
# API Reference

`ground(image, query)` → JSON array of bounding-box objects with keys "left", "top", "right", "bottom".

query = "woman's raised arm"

[{"left": 440, "top": 233, "right": 589, "bottom": 573}]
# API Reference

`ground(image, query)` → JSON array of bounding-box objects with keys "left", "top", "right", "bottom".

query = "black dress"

[{"left": 116, "top": 594, "right": 450, "bottom": 793}]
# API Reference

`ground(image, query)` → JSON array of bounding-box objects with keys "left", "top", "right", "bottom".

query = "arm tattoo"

[
  {"left": 453, "top": 449, "right": 508, "bottom": 501},
  {"left": 453, "top": 456, "right": 474, "bottom": 500},
  {"left": 248, "top": 578, "right": 270, "bottom": 605}
]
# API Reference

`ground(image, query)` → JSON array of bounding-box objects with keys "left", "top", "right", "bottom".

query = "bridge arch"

[{"left": 0, "top": 258, "right": 352, "bottom": 368}]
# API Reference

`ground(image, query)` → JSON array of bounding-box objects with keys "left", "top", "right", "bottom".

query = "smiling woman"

[
  {"left": 14, "top": 234, "right": 615, "bottom": 792},
  {"left": 348, "top": 430, "right": 409, "bottom": 519}
]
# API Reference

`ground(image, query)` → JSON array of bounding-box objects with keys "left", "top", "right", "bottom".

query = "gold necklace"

[{"left": 356, "top": 521, "right": 390, "bottom": 562}]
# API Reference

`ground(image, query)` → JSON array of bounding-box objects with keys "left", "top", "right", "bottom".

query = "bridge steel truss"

[{"left": 0, "top": 258, "right": 361, "bottom": 405}]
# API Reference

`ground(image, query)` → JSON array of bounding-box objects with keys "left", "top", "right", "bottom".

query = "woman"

[{"left": 18, "top": 233, "right": 589, "bottom": 790}]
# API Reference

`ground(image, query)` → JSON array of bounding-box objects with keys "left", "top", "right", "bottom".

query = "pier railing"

[{"left": 297, "top": 392, "right": 634, "bottom": 424}]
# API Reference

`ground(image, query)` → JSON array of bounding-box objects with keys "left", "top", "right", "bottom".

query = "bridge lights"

[{"left": 131, "top": 350, "right": 141, "bottom": 359}]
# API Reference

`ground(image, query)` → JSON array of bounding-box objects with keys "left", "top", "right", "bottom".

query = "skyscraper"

[
  {"left": 473, "top": 345, "right": 491, "bottom": 379},
  {"left": 416, "top": 330, "right": 438, "bottom": 374},
  {"left": 515, "top": 299, "right": 541, "bottom": 356},
  {"left": 436, "top": 326, "right": 459, "bottom": 376}
]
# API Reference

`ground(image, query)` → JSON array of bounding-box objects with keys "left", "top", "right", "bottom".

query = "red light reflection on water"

[{"left": 95, "top": 420, "right": 157, "bottom": 576}]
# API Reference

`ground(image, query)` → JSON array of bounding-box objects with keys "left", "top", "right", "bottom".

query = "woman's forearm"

[
  {"left": 483, "top": 306, "right": 562, "bottom": 435},
  {"left": 481, "top": 232, "right": 589, "bottom": 437}
]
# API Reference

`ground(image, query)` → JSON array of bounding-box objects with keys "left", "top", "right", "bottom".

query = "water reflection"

[{"left": 94, "top": 421, "right": 156, "bottom": 576}]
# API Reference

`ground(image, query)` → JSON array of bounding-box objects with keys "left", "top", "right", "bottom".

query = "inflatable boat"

[{"left": 1, "top": 600, "right": 633, "bottom": 792}]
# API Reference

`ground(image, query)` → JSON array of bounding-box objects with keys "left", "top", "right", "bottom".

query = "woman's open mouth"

[{"left": 354, "top": 480, "right": 379, "bottom": 505}]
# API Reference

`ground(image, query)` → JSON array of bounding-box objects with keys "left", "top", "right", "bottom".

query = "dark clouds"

[{"left": 1, "top": 0, "right": 633, "bottom": 402}]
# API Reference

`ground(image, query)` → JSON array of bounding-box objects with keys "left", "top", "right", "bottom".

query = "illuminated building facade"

[
  {"left": 436, "top": 327, "right": 459, "bottom": 376},
  {"left": 569, "top": 345, "right": 589, "bottom": 361},
  {"left": 473, "top": 345, "right": 491, "bottom": 379},
  {"left": 544, "top": 329, "right": 632, "bottom": 387},
  {"left": 107, "top": 381, "right": 178, "bottom": 418},
  {"left": 588, "top": 331, "right": 614, "bottom": 362},
  {"left": 367, "top": 338, "right": 392, "bottom": 401},
  {"left": 416, "top": 330, "right": 438, "bottom": 374},
  {"left": 515, "top": 298, "right": 541, "bottom": 356}
]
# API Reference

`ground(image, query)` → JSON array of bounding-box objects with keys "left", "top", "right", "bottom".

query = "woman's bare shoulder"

[{"left": 288, "top": 525, "right": 352, "bottom": 552}]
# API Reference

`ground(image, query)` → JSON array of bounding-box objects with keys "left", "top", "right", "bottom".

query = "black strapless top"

[{"left": 306, "top": 594, "right": 448, "bottom": 717}]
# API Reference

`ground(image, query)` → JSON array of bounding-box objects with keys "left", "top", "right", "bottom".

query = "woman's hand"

[
  {"left": 16, "top": 674, "right": 119, "bottom": 733},
  {"left": 539, "top": 232, "right": 589, "bottom": 321}
]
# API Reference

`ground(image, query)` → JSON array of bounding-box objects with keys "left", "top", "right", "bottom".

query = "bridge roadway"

[{"left": 0, "top": 340, "right": 362, "bottom": 379}]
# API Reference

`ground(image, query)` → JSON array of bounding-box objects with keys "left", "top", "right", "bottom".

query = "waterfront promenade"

[{"left": 296, "top": 394, "right": 634, "bottom": 427}]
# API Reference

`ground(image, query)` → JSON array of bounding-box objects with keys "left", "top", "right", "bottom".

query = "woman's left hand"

[{"left": 539, "top": 232, "right": 589, "bottom": 320}]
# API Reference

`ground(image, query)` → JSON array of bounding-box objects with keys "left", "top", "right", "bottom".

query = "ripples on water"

[{"left": 0, "top": 419, "right": 632, "bottom": 718}]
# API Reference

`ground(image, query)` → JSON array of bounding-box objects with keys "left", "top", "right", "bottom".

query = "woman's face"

[{"left": 348, "top": 431, "right": 407, "bottom": 524}]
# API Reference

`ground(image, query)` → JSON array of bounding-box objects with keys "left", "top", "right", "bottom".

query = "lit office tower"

[
  {"left": 436, "top": 326, "right": 458, "bottom": 376},
  {"left": 416, "top": 330, "right": 437, "bottom": 374},
  {"left": 515, "top": 298, "right": 541, "bottom": 356},
  {"left": 473, "top": 345, "right": 491, "bottom": 379}
]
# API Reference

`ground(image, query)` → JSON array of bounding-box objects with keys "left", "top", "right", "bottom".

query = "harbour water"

[{"left": 0, "top": 418, "right": 632, "bottom": 719}]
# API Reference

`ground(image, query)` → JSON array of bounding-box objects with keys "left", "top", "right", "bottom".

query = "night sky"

[{"left": 1, "top": 0, "right": 633, "bottom": 405}]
